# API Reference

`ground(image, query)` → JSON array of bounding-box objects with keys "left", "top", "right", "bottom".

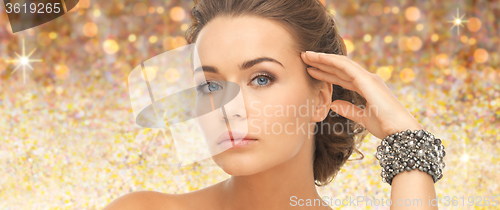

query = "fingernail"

[{"left": 305, "top": 51, "right": 315, "bottom": 54}]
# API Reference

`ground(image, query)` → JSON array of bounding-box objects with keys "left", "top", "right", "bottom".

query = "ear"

[{"left": 311, "top": 82, "right": 333, "bottom": 123}]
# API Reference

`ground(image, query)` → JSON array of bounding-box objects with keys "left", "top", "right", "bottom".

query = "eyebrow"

[{"left": 193, "top": 57, "right": 284, "bottom": 74}]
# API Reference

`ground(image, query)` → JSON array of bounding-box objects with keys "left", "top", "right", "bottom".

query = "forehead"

[{"left": 194, "top": 15, "right": 297, "bottom": 65}]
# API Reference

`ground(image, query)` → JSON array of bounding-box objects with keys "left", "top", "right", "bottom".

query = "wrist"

[{"left": 385, "top": 123, "right": 423, "bottom": 138}]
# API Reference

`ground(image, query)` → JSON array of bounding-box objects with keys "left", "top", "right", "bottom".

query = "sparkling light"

[
  {"left": 49, "top": 32, "right": 58, "bottom": 39},
  {"left": 460, "top": 35, "right": 468, "bottom": 43},
  {"left": 384, "top": 35, "right": 393, "bottom": 43},
  {"left": 5, "top": 39, "right": 43, "bottom": 84},
  {"left": 149, "top": 36, "right": 158, "bottom": 44},
  {"left": 363, "top": 34, "right": 372, "bottom": 42},
  {"left": 148, "top": 6, "right": 155, "bottom": 14},
  {"left": 20, "top": 57, "right": 29, "bottom": 65},
  {"left": 448, "top": 8, "right": 468, "bottom": 35},
  {"left": 383, "top": 6, "right": 390, "bottom": 14},
  {"left": 434, "top": 53, "right": 450, "bottom": 69},
  {"left": 329, "top": 8, "right": 336, "bottom": 16},
  {"left": 103, "top": 39, "right": 119, "bottom": 54},
  {"left": 162, "top": 36, "right": 188, "bottom": 50},
  {"left": 343, "top": 39, "right": 354, "bottom": 54},
  {"left": 181, "top": 24, "right": 189, "bottom": 31},
  {"left": 128, "top": 34, "right": 137, "bottom": 42},
  {"left": 468, "top": 37, "right": 476, "bottom": 45},
  {"left": 461, "top": 154, "right": 469, "bottom": 162},
  {"left": 407, "top": 36, "right": 422, "bottom": 51},
  {"left": 474, "top": 48, "right": 489, "bottom": 63},
  {"left": 170, "top": 7, "right": 186, "bottom": 21},
  {"left": 467, "top": 17, "right": 482, "bottom": 32},
  {"left": 454, "top": 144, "right": 481, "bottom": 179},
  {"left": 435, "top": 77, "right": 444, "bottom": 85},
  {"left": 83, "top": 22, "right": 98, "bottom": 37},
  {"left": 54, "top": 64, "right": 70, "bottom": 80},
  {"left": 416, "top": 23, "right": 424, "bottom": 31},
  {"left": 93, "top": 9, "right": 101, "bottom": 17},
  {"left": 391, "top": 6, "right": 399, "bottom": 14},
  {"left": 157, "top": 6, "right": 165, "bottom": 14},
  {"left": 405, "top": 7, "right": 421, "bottom": 21},
  {"left": 400, "top": 68, "right": 415, "bottom": 83},
  {"left": 431, "top": 34, "right": 439, "bottom": 42},
  {"left": 376, "top": 66, "right": 392, "bottom": 81}
]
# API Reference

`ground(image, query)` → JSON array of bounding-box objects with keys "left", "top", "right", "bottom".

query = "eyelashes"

[
  {"left": 249, "top": 72, "right": 276, "bottom": 87},
  {"left": 195, "top": 80, "right": 223, "bottom": 94},
  {"left": 195, "top": 71, "right": 277, "bottom": 95}
]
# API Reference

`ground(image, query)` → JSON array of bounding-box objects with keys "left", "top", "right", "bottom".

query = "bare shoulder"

[
  {"left": 101, "top": 191, "right": 185, "bottom": 210},
  {"left": 101, "top": 181, "right": 225, "bottom": 210}
]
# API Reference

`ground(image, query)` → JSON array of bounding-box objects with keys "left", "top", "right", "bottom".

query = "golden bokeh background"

[{"left": 0, "top": 0, "right": 499, "bottom": 209}]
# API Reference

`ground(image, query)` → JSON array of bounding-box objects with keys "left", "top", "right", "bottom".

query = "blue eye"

[
  {"left": 257, "top": 77, "right": 268, "bottom": 85},
  {"left": 250, "top": 74, "right": 275, "bottom": 87},
  {"left": 196, "top": 81, "right": 223, "bottom": 94}
]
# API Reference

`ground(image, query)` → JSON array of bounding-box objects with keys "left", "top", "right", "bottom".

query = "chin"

[
  {"left": 211, "top": 146, "right": 300, "bottom": 176},
  {"left": 211, "top": 150, "right": 278, "bottom": 176}
]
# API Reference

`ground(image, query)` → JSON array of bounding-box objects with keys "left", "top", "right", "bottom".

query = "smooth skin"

[{"left": 103, "top": 15, "right": 438, "bottom": 210}]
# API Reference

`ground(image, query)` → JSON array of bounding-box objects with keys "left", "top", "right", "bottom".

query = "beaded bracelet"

[{"left": 375, "top": 129, "right": 446, "bottom": 185}]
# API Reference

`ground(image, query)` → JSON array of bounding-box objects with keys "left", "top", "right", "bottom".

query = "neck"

[{"left": 218, "top": 129, "right": 330, "bottom": 210}]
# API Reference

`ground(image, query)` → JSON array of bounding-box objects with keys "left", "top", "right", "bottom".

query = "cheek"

[
  {"left": 264, "top": 97, "right": 313, "bottom": 144},
  {"left": 246, "top": 74, "right": 315, "bottom": 135},
  {"left": 246, "top": 88, "right": 314, "bottom": 151}
]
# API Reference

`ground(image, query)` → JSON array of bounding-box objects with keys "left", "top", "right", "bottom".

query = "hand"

[{"left": 301, "top": 51, "right": 423, "bottom": 140}]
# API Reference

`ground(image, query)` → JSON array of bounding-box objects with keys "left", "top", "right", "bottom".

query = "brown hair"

[{"left": 185, "top": 0, "right": 369, "bottom": 186}]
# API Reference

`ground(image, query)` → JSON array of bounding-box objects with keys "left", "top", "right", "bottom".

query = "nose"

[
  {"left": 219, "top": 106, "right": 242, "bottom": 121},
  {"left": 218, "top": 90, "right": 247, "bottom": 122}
]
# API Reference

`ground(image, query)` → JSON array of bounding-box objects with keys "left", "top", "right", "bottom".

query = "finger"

[
  {"left": 307, "top": 67, "right": 357, "bottom": 92},
  {"left": 330, "top": 100, "right": 366, "bottom": 127},
  {"left": 302, "top": 52, "right": 352, "bottom": 81},
  {"left": 305, "top": 55, "right": 353, "bottom": 81},
  {"left": 304, "top": 60, "right": 352, "bottom": 81},
  {"left": 303, "top": 52, "right": 369, "bottom": 79}
]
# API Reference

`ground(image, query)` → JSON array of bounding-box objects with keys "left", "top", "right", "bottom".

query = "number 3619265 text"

[{"left": 5, "top": 3, "right": 62, "bottom": 14}]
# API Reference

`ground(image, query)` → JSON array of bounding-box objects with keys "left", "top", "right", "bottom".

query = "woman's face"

[{"left": 194, "top": 15, "right": 327, "bottom": 175}]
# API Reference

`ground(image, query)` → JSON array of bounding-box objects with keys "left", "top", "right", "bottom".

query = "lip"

[{"left": 217, "top": 129, "right": 257, "bottom": 145}]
